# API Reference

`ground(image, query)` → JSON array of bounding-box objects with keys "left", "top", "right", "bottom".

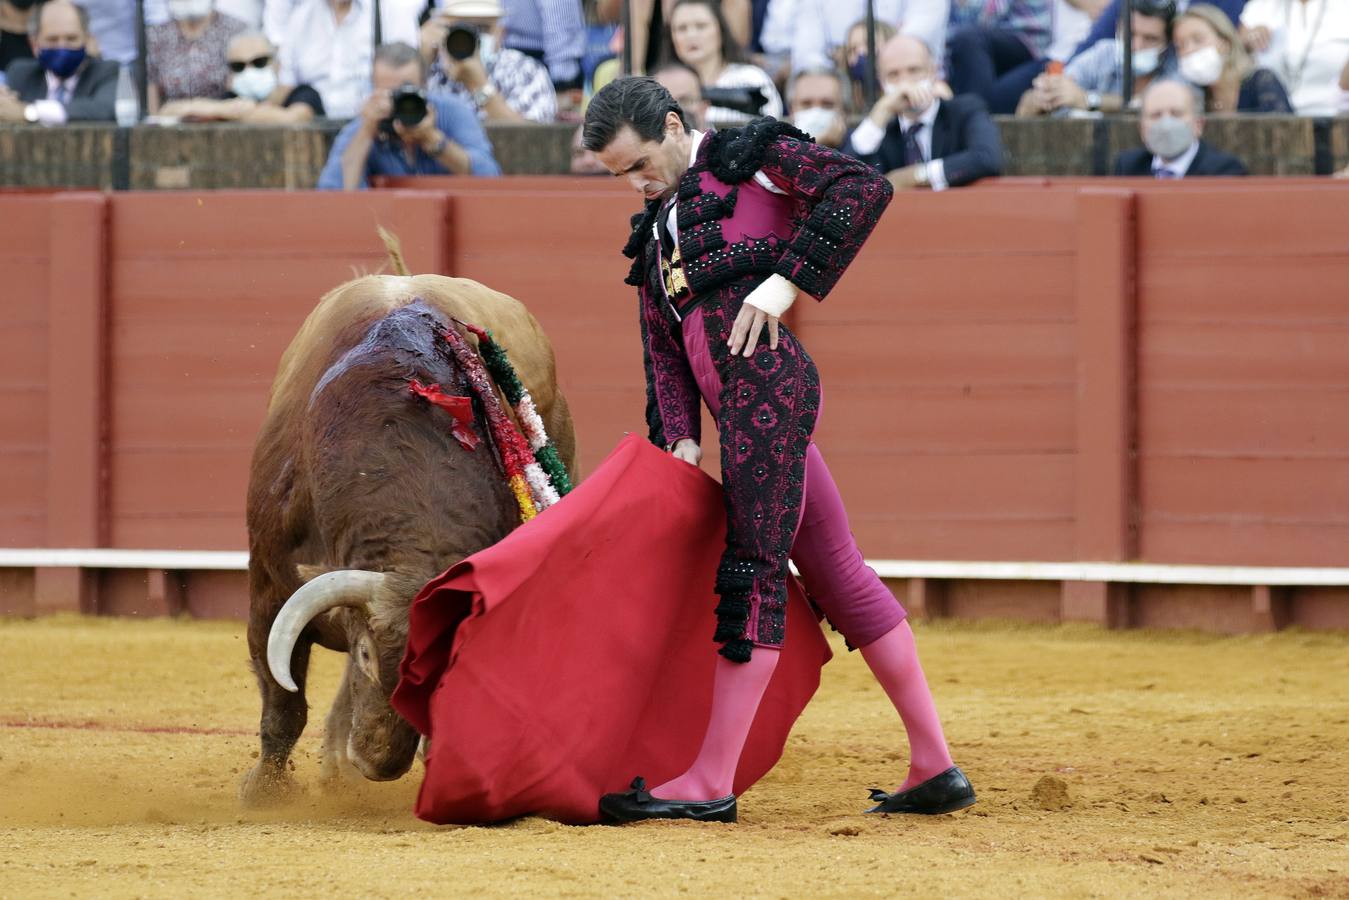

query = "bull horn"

[{"left": 267, "top": 570, "right": 386, "bottom": 693}]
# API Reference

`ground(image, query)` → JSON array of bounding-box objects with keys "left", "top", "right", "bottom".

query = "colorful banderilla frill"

[{"left": 406, "top": 318, "right": 571, "bottom": 524}]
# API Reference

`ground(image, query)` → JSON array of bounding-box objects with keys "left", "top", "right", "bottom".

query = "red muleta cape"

[{"left": 391, "top": 434, "right": 832, "bottom": 825}]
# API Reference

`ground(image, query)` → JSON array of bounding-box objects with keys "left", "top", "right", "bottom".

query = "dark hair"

[
  {"left": 582, "top": 76, "right": 687, "bottom": 152},
  {"left": 1131, "top": 0, "right": 1178, "bottom": 36},
  {"left": 659, "top": 0, "right": 746, "bottom": 68}
]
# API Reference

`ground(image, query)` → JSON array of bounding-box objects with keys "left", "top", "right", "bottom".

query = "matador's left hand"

[{"left": 728, "top": 274, "right": 798, "bottom": 357}]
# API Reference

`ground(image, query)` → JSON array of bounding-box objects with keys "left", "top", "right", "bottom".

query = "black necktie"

[{"left": 902, "top": 123, "right": 925, "bottom": 167}]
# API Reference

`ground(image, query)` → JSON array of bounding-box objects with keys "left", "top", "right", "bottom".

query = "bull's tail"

[{"left": 377, "top": 226, "right": 412, "bottom": 276}]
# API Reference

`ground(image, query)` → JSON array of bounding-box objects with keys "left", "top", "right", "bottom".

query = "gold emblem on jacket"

[{"left": 662, "top": 244, "right": 689, "bottom": 297}]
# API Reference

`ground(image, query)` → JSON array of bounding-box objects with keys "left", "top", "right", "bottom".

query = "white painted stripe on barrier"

[{"left": 3, "top": 549, "right": 1349, "bottom": 586}]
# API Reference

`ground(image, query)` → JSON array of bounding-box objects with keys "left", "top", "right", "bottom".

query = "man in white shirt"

[
  {"left": 790, "top": 0, "right": 949, "bottom": 76},
  {"left": 275, "top": 0, "right": 421, "bottom": 119},
  {"left": 843, "top": 33, "right": 1004, "bottom": 190},
  {"left": 1240, "top": 0, "right": 1349, "bottom": 116}
]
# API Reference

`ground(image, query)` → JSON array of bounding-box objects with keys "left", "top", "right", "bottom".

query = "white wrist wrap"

[{"left": 743, "top": 273, "right": 798, "bottom": 318}]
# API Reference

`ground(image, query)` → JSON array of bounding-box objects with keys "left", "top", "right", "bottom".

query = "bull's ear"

[{"left": 295, "top": 564, "right": 331, "bottom": 584}]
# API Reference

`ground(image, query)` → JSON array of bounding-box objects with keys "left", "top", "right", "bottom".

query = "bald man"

[
  {"left": 1114, "top": 79, "right": 1246, "bottom": 178},
  {"left": 842, "top": 34, "right": 1004, "bottom": 190},
  {"left": 0, "top": 0, "right": 120, "bottom": 123}
]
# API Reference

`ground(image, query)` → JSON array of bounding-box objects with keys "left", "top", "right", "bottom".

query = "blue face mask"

[{"left": 39, "top": 47, "right": 87, "bottom": 79}]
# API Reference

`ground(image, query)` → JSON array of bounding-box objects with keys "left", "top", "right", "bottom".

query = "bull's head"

[{"left": 266, "top": 570, "right": 420, "bottom": 781}]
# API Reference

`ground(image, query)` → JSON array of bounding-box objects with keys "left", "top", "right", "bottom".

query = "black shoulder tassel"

[{"left": 705, "top": 117, "right": 814, "bottom": 185}]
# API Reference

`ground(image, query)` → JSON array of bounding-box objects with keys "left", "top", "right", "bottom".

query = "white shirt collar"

[
  {"left": 687, "top": 129, "right": 705, "bottom": 167},
  {"left": 44, "top": 69, "right": 80, "bottom": 94},
  {"left": 899, "top": 99, "right": 941, "bottom": 132},
  {"left": 1152, "top": 140, "right": 1201, "bottom": 178}
]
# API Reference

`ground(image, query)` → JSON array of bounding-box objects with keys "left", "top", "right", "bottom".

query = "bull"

[{"left": 240, "top": 244, "right": 575, "bottom": 805}]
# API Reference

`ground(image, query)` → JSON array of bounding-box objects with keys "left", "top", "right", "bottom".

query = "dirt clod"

[{"left": 1030, "top": 776, "right": 1072, "bottom": 811}]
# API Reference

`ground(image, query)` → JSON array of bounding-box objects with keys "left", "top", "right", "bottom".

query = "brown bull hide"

[{"left": 240, "top": 271, "right": 576, "bottom": 806}]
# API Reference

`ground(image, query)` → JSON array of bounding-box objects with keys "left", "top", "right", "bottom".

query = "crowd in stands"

[{"left": 1, "top": 0, "right": 1348, "bottom": 186}]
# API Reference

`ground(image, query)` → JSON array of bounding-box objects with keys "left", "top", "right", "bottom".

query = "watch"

[
  {"left": 1086, "top": 91, "right": 1102, "bottom": 111},
  {"left": 471, "top": 82, "right": 498, "bottom": 108}
]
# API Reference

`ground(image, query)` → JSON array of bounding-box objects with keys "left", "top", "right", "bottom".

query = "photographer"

[
  {"left": 317, "top": 42, "right": 500, "bottom": 191},
  {"left": 421, "top": 0, "right": 556, "bottom": 123}
]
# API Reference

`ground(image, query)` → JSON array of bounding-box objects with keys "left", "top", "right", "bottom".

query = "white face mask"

[
  {"left": 167, "top": 0, "right": 212, "bottom": 19},
  {"left": 1118, "top": 39, "right": 1163, "bottom": 76},
  {"left": 1179, "top": 44, "right": 1225, "bottom": 86},
  {"left": 232, "top": 65, "right": 277, "bottom": 101},
  {"left": 1144, "top": 114, "right": 1196, "bottom": 160},
  {"left": 791, "top": 106, "right": 839, "bottom": 140}
]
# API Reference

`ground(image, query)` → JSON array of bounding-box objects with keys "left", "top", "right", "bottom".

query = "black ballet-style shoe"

[
  {"left": 865, "top": 766, "right": 977, "bottom": 815},
  {"left": 598, "top": 777, "right": 738, "bottom": 824}
]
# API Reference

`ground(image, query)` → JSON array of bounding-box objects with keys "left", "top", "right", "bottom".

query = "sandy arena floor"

[{"left": 1, "top": 614, "right": 1347, "bottom": 898}]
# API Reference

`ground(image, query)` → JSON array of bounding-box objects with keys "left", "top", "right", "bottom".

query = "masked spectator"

[
  {"left": 1017, "top": 0, "right": 1177, "bottom": 115},
  {"left": 1114, "top": 77, "right": 1246, "bottom": 176},
  {"left": 840, "top": 17, "right": 897, "bottom": 107},
  {"left": 651, "top": 60, "right": 707, "bottom": 129},
  {"left": 660, "top": 0, "right": 781, "bottom": 127},
  {"left": 318, "top": 41, "right": 499, "bottom": 190},
  {"left": 1, "top": 0, "right": 39, "bottom": 71},
  {"left": 146, "top": 0, "right": 247, "bottom": 111},
  {"left": 157, "top": 30, "right": 324, "bottom": 121},
  {"left": 787, "top": 66, "right": 847, "bottom": 147},
  {"left": 1240, "top": 0, "right": 1349, "bottom": 115},
  {"left": 1072, "top": 0, "right": 1245, "bottom": 59},
  {"left": 423, "top": 0, "right": 556, "bottom": 123},
  {"left": 843, "top": 33, "right": 1003, "bottom": 189},
  {"left": 945, "top": 0, "right": 1056, "bottom": 114},
  {"left": 0, "top": 0, "right": 118, "bottom": 122},
  {"left": 274, "top": 0, "right": 422, "bottom": 120},
  {"left": 791, "top": 0, "right": 948, "bottom": 78},
  {"left": 1176, "top": 3, "right": 1290, "bottom": 111}
]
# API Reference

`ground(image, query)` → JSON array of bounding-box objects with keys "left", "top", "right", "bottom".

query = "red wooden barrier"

[{"left": 1, "top": 181, "right": 1346, "bottom": 630}]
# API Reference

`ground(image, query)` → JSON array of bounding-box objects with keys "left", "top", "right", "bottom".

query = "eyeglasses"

[{"left": 227, "top": 55, "right": 272, "bottom": 73}]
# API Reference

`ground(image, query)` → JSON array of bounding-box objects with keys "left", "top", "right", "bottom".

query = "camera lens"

[{"left": 445, "top": 26, "right": 479, "bottom": 61}]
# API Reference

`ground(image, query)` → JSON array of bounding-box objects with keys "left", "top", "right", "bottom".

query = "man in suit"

[
  {"left": 842, "top": 34, "right": 1004, "bottom": 191},
  {"left": 0, "top": 0, "right": 118, "bottom": 124},
  {"left": 1114, "top": 78, "right": 1247, "bottom": 178}
]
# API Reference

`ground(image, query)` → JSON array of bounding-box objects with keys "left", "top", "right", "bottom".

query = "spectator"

[
  {"left": 275, "top": 0, "right": 422, "bottom": 120},
  {"left": 1240, "top": 0, "right": 1349, "bottom": 116},
  {"left": 317, "top": 42, "right": 499, "bottom": 190},
  {"left": 786, "top": 66, "right": 847, "bottom": 147},
  {"left": 1113, "top": 78, "right": 1247, "bottom": 176},
  {"left": 1176, "top": 3, "right": 1290, "bottom": 111},
  {"left": 146, "top": 0, "right": 247, "bottom": 111},
  {"left": 422, "top": 0, "right": 556, "bottom": 123},
  {"left": 620, "top": 0, "right": 750, "bottom": 77},
  {"left": 791, "top": 0, "right": 948, "bottom": 77},
  {"left": 841, "top": 17, "right": 897, "bottom": 107},
  {"left": 1072, "top": 0, "right": 1245, "bottom": 59},
  {"left": 157, "top": 30, "right": 324, "bottom": 121},
  {"left": 1017, "top": 0, "right": 1177, "bottom": 116},
  {"left": 75, "top": 0, "right": 169, "bottom": 65},
  {"left": 1045, "top": 0, "right": 1098, "bottom": 65},
  {"left": 1, "top": 0, "right": 37, "bottom": 71},
  {"left": 945, "top": 0, "right": 1056, "bottom": 114},
  {"left": 651, "top": 59, "right": 707, "bottom": 129},
  {"left": 843, "top": 33, "right": 1004, "bottom": 189},
  {"left": 569, "top": 122, "right": 607, "bottom": 173},
  {"left": 660, "top": 0, "right": 781, "bottom": 127},
  {"left": 0, "top": 0, "right": 118, "bottom": 123},
  {"left": 500, "top": 0, "right": 584, "bottom": 94}
]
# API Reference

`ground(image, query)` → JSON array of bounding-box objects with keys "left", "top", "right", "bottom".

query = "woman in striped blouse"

[{"left": 660, "top": 0, "right": 783, "bottom": 127}]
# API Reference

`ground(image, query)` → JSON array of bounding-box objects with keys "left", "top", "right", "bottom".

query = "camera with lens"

[
  {"left": 700, "top": 86, "right": 768, "bottom": 117},
  {"left": 380, "top": 82, "right": 429, "bottom": 138},
  {"left": 444, "top": 25, "right": 482, "bottom": 61}
]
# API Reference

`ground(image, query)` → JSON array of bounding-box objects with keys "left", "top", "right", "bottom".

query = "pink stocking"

[
  {"left": 860, "top": 620, "right": 954, "bottom": 791},
  {"left": 651, "top": 648, "right": 781, "bottom": 801}
]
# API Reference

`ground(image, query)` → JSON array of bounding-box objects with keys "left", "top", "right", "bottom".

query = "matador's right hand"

[{"left": 670, "top": 438, "right": 702, "bottom": 467}]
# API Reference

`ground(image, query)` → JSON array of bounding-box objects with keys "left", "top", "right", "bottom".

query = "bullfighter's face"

[{"left": 596, "top": 113, "right": 692, "bottom": 203}]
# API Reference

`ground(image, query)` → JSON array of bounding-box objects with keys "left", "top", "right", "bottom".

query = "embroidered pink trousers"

[{"left": 682, "top": 307, "right": 906, "bottom": 649}]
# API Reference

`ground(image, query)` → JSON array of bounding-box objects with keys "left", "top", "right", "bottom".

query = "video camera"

[{"left": 700, "top": 86, "right": 768, "bottom": 117}]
